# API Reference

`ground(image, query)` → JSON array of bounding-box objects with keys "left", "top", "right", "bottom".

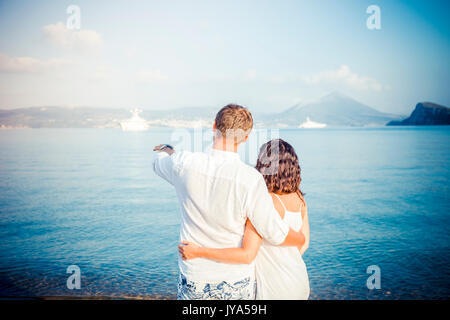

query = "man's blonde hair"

[{"left": 214, "top": 104, "right": 253, "bottom": 143}]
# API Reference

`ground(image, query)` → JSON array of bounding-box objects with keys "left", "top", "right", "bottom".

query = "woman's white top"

[{"left": 255, "top": 194, "right": 310, "bottom": 300}]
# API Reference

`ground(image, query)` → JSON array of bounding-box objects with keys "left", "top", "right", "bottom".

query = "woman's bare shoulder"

[{"left": 269, "top": 193, "right": 285, "bottom": 219}]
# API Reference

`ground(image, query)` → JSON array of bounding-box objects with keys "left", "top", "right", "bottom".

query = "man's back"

[{"left": 153, "top": 147, "right": 289, "bottom": 282}]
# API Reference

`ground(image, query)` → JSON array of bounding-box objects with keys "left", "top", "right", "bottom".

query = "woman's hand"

[{"left": 178, "top": 241, "right": 201, "bottom": 260}]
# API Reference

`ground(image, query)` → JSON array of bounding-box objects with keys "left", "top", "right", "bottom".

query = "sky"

[{"left": 0, "top": 0, "right": 448, "bottom": 115}]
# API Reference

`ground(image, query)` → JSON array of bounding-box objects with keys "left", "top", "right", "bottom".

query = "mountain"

[
  {"left": 387, "top": 102, "right": 450, "bottom": 126},
  {"left": 261, "top": 92, "right": 403, "bottom": 127}
]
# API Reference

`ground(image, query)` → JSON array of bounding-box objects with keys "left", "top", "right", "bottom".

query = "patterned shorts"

[{"left": 177, "top": 273, "right": 256, "bottom": 300}]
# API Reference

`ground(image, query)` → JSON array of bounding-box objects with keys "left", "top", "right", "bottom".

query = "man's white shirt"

[{"left": 153, "top": 148, "right": 289, "bottom": 282}]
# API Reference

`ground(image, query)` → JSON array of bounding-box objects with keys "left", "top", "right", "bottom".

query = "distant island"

[
  {"left": 387, "top": 102, "right": 450, "bottom": 126},
  {"left": 0, "top": 92, "right": 406, "bottom": 129}
]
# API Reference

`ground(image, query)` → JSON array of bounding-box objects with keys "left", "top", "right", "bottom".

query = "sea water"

[{"left": 0, "top": 127, "right": 449, "bottom": 299}]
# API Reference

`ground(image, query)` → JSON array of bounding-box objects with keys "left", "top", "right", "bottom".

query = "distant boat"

[
  {"left": 120, "top": 109, "right": 149, "bottom": 131},
  {"left": 299, "top": 116, "right": 327, "bottom": 128}
]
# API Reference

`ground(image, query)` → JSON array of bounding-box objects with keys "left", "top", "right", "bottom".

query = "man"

[{"left": 153, "top": 104, "right": 305, "bottom": 300}]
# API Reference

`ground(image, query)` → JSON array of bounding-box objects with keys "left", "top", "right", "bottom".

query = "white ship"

[
  {"left": 120, "top": 108, "right": 149, "bottom": 131},
  {"left": 299, "top": 116, "right": 327, "bottom": 128}
]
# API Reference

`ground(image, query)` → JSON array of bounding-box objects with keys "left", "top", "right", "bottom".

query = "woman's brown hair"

[{"left": 255, "top": 139, "right": 305, "bottom": 204}]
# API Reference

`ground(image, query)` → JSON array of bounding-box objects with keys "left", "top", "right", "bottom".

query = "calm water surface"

[{"left": 0, "top": 127, "right": 449, "bottom": 299}]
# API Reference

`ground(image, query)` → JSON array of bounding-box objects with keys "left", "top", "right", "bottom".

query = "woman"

[{"left": 178, "top": 139, "right": 310, "bottom": 300}]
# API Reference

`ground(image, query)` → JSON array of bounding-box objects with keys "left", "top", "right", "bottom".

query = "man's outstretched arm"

[
  {"left": 152, "top": 144, "right": 176, "bottom": 185},
  {"left": 153, "top": 144, "right": 175, "bottom": 155}
]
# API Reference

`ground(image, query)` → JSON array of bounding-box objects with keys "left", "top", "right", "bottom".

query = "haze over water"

[{"left": 0, "top": 127, "right": 449, "bottom": 299}]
